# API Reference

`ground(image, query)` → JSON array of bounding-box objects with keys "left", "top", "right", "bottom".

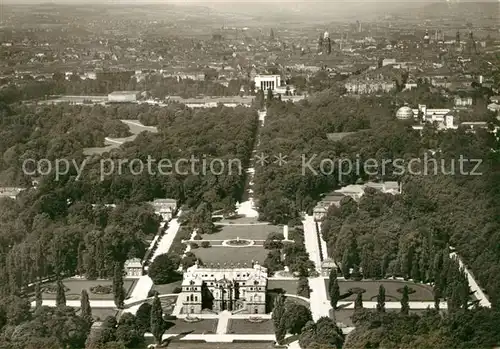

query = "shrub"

[
  {"left": 201, "top": 241, "right": 211, "bottom": 248},
  {"left": 191, "top": 243, "right": 199, "bottom": 249},
  {"left": 173, "top": 287, "right": 182, "bottom": 294},
  {"left": 90, "top": 285, "right": 113, "bottom": 294},
  {"left": 194, "top": 234, "right": 202, "bottom": 240}
]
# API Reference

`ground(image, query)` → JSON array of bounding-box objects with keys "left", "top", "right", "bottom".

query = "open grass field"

[
  {"left": 267, "top": 279, "right": 299, "bottom": 295},
  {"left": 43, "top": 279, "right": 136, "bottom": 301},
  {"left": 152, "top": 280, "right": 183, "bottom": 294},
  {"left": 228, "top": 319, "right": 275, "bottom": 334},
  {"left": 193, "top": 246, "right": 268, "bottom": 266},
  {"left": 324, "top": 279, "right": 434, "bottom": 301},
  {"left": 165, "top": 319, "right": 218, "bottom": 334},
  {"left": 202, "top": 221, "right": 282, "bottom": 241}
]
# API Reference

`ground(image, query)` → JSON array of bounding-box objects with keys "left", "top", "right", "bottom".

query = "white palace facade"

[{"left": 181, "top": 262, "right": 267, "bottom": 314}]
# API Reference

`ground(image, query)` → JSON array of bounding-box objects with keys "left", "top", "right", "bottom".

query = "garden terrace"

[
  {"left": 201, "top": 220, "right": 283, "bottom": 241},
  {"left": 193, "top": 246, "right": 268, "bottom": 265},
  {"left": 324, "top": 280, "right": 434, "bottom": 301},
  {"left": 165, "top": 319, "right": 219, "bottom": 334},
  {"left": 42, "top": 279, "right": 136, "bottom": 301},
  {"left": 227, "top": 319, "right": 275, "bottom": 334}
]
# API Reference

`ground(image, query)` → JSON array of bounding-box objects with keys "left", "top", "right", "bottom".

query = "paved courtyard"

[{"left": 324, "top": 279, "right": 435, "bottom": 301}]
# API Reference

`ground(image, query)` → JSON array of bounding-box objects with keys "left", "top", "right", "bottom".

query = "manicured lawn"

[
  {"left": 43, "top": 279, "right": 136, "bottom": 301},
  {"left": 266, "top": 292, "right": 310, "bottom": 313},
  {"left": 228, "top": 319, "right": 274, "bottom": 334},
  {"left": 152, "top": 280, "right": 183, "bottom": 294},
  {"left": 193, "top": 246, "right": 268, "bottom": 265},
  {"left": 201, "top": 222, "right": 282, "bottom": 240},
  {"left": 267, "top": 279, "right": 299, "bottom": 295},
  {"left": 165, "top": 319, "right": 218, "bottom": 334},
  {"left": 324, "top": 279, "right": 434, "bottom": 301}
]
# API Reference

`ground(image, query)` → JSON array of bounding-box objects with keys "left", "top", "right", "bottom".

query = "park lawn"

[
  {"left": 152, "top": 280, "right": 183, "bottom": 294},
  {"left": 201, "top": 222, "right": 282, "bottom": 241},
  {"left": 193, "top": 246, "right": 268, "bottom": 265},
  {"left": 267, "top": 279, "right": 299, "bottom": 295},
  {"left": 43, "top": 279, "right": 136, "bottom": 301},
  {"left": 228, "top": 319, "right": 275, "bottom": 334},
  {"left": 165, "top": 319, "right": 218, "bottom": 334},
  {"left": 324, "top": 279, "right": 434, "bottom": 301}
]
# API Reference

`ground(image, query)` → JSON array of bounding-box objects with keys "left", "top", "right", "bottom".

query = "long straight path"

[
  {"left": 303, "top": 215, "right": 322, "bottom": 270},
  {"left": 128, "top": 215, "right": 181, "bottom": 303},
  {"left": 449, "top": 250, "right": 491, "bottom": 308},
  {"left": 303, "top": 215, "right": 331, "bottom": 320}
]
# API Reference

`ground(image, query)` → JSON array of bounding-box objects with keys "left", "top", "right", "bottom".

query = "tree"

[
  {"left": 115, "top": 313, "right": 143, "bottom": 348},
  {"left": 263, "top": 250, "right": 284, "bottom": 275},
  {"left": 283, "top": 302, "right": 312, "bottom": 335},
  {"left": 272, "top": 294, "right": 286, "bottom": 345},
  {"left": 341, "top": 250, "right": 350, "bottom": 278},
  {"left": 148, "top": 254, "right": 180, "bottom": 284},
  {"left": 266, "top": 88, "right": 274, "bottom": 108},
  {"left": 434, "top": 285, "right": 441, "bottom": 311},
  {"left": 80, "top": 289, "right": 92, "bottom": 324},
  {"left": 135, "top": 303, "right": 151, "bottom": 335},
  {"left": 401, "top": 285, "right": 410, "bottom": 315},
  {"left": 328, "top": 269, "right": 340, "bottom": 309},
  {"left": 113, "top": 263, "right": 125, "bottom": 309},
  {"left": 354, "top": 292, "right": 363, "bottom": 310},
  {"left": 56, "top": 279, "right": 66, "bottom": 307},
  {"left": 297, "top": 277, "right": 310, "bottom": 298},
  {"left": 376, "top": 285, "right": 386, "bottom": 312},
  {"left": 360, "top": 246, "right": 373, "bottom": 279},
  {"left": 150, "top": 294, "right": 165, "bottom": 344},
  {"left": 35, "top": 281, "right": 42, "bottom": 309}
]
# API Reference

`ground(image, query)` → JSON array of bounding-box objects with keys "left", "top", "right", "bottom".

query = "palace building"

[{"left": 180, "top": 261, "right": 267, "bottom": 314}]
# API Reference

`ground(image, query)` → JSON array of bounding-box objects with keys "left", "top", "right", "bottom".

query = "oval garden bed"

[{"left": 222, "top": 239, "right": 255, "bottom": 247}]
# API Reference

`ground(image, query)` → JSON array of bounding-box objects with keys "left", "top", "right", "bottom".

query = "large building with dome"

[{"left": 180, "top": 261, "right": 268, "bottom": 314}]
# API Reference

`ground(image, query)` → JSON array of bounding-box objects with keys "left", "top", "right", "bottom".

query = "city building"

[
  {"left": 107, "top": 91, "right": 141, "bottom": 103},
  {"left": 344, "top": 79, "right": 396, "bottom": 94},
  {"left": 149, "top": 198, "right": 177, "bottom": 221},
  {"left": 254, "top": 75, "right": 281, "bottom": 91},
  {"left": 124, "top": 258, "right": 143, "bottom": 277},
  {"left": 181, "top": 261, "right": 267, "bottom": 314},
  {"left": 454, "top": 96, "right": 473, "bottom": 107}
]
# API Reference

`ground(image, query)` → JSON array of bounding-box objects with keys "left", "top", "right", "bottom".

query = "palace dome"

[{"left": 396, "top": 106, "right": 414, "bottom": 120}]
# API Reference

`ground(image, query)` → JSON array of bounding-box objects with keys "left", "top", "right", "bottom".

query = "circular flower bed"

[
  {"left": 397, "top": 287, "right": 416, "bottom": 295},
  {"left": 90, "top": 285, "right": 113, "bottom": 294},
  {"left": 184, "top": 316, "right": 201, "bottom": 323},
  {"left": 247, "top": 316, "right": 264, "bottom": 323},
  {"left": 347, "top": 287, "right": 366, "bottom": 294},
  {"left": 43, "top": 284, "right": 69, "bottom": 294}
]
